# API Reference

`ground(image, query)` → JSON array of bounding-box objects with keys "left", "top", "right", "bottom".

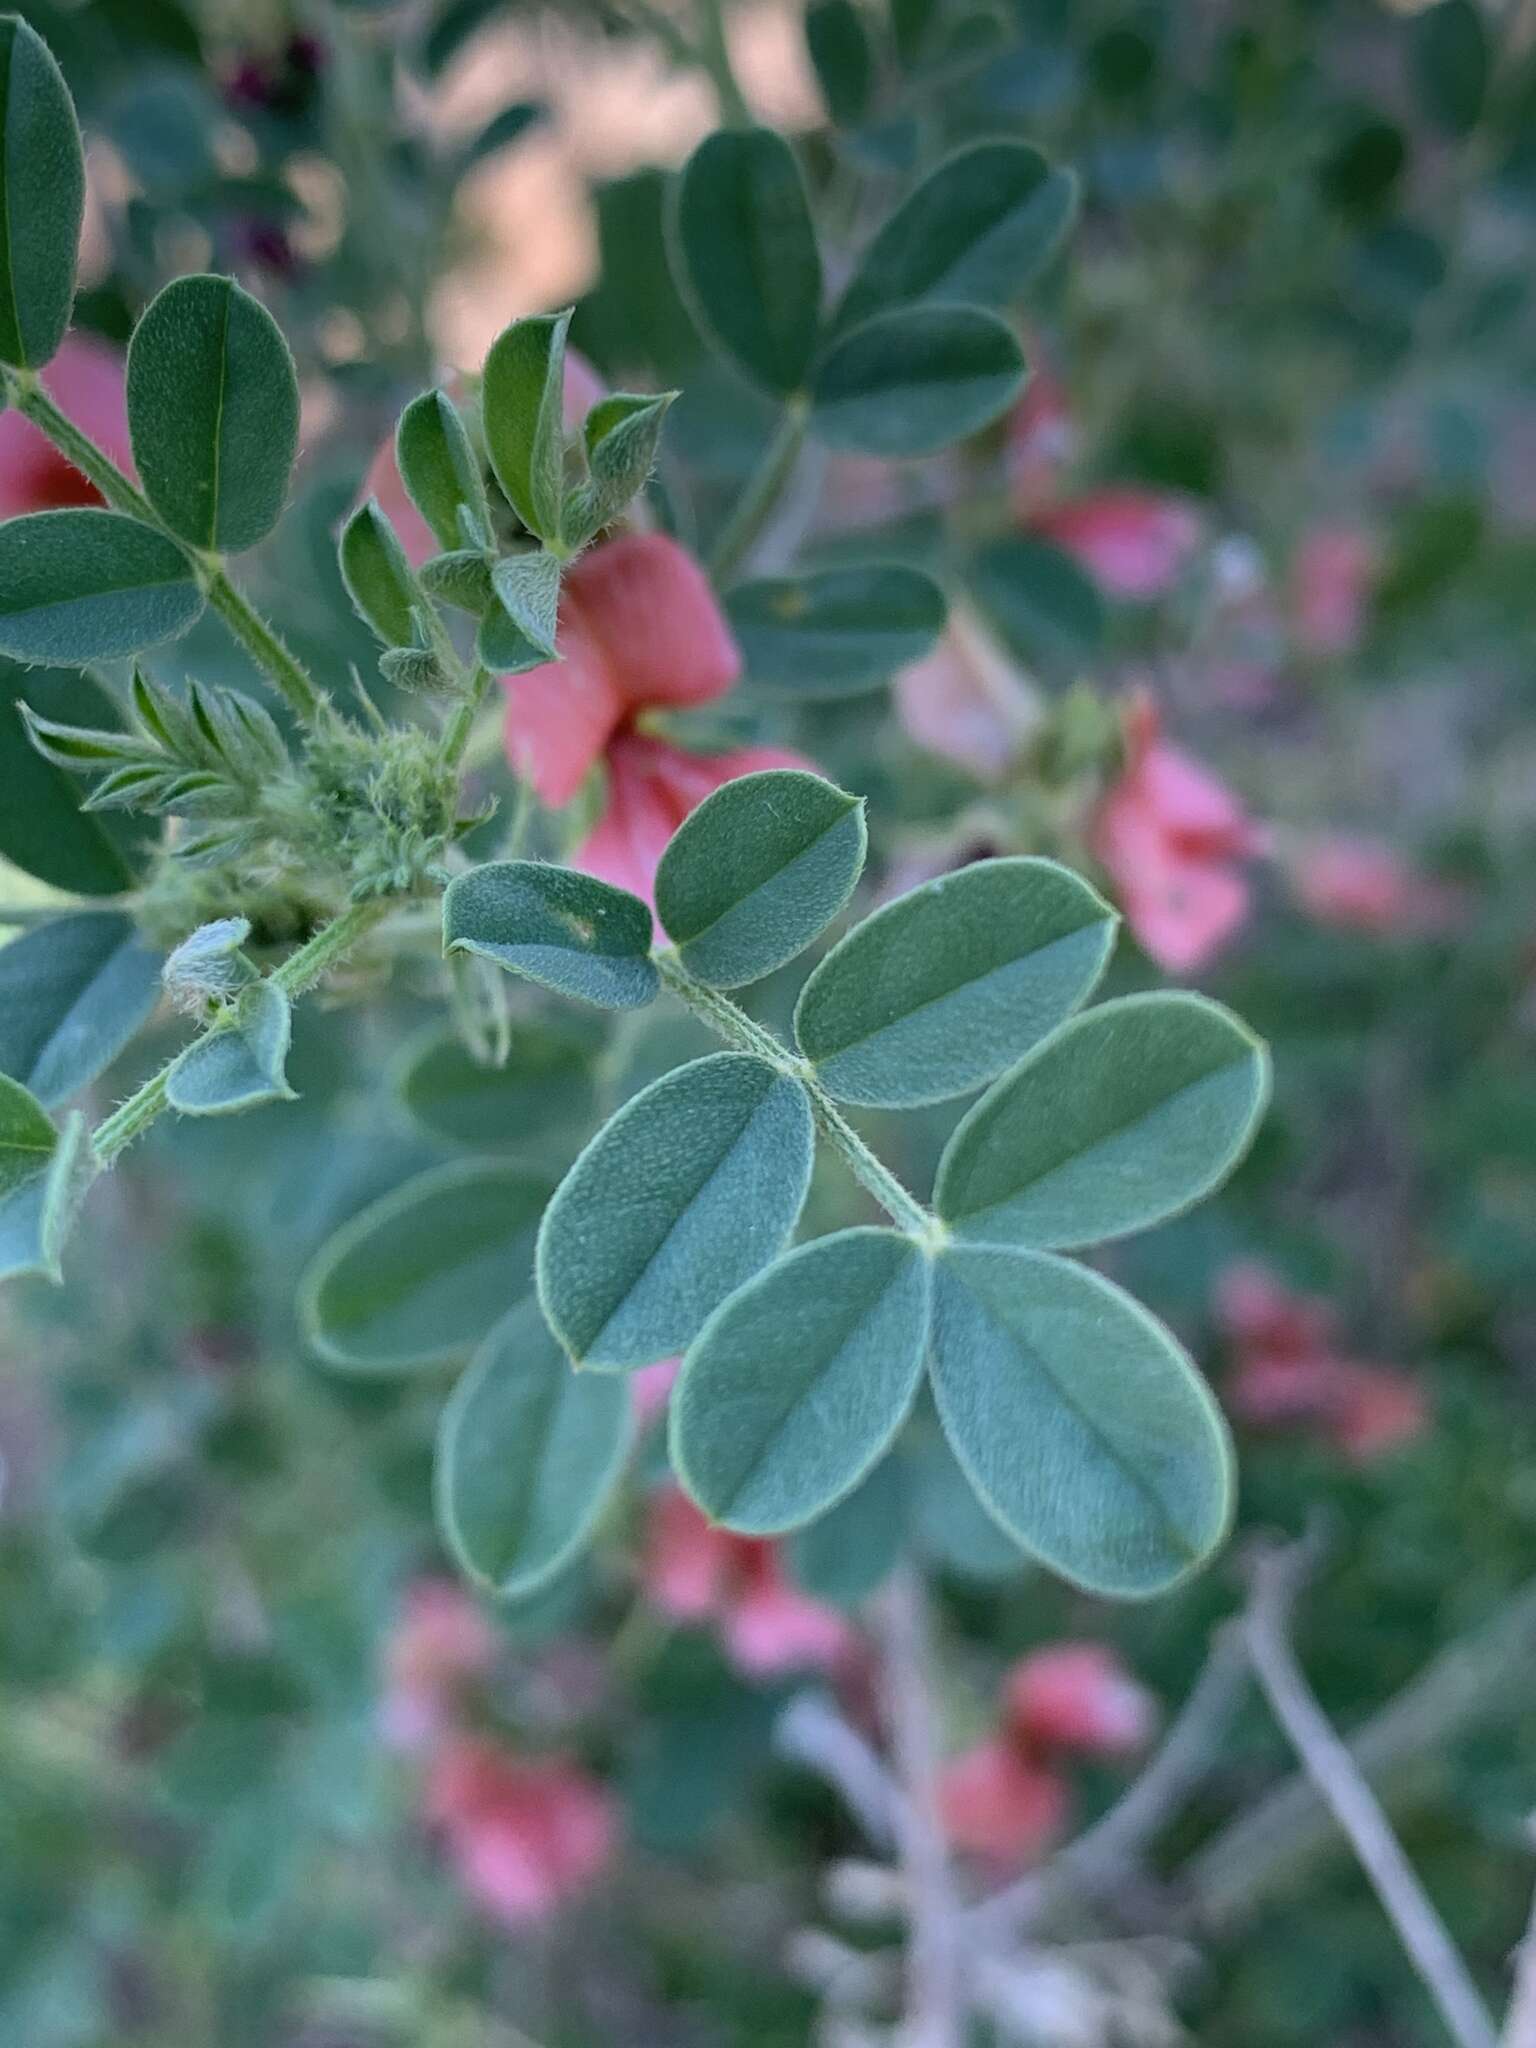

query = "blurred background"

[{"left": 2, "top": 1, "right": 1535, "bottom": 2043}]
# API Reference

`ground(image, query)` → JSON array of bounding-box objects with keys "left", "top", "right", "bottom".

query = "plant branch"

[
  {"left": 91, "top": 899, "right": 391, "bottom": 1167},
  {"left": 1242, "top": 1544, "right": 1499, "bottom": 2048},
  {"left": 878, "top": 1567, "right": 967, "bottom": 2048},
  {"left": 653, "top": 952, "right": 936, "bottom": 1238},
  {"left": 1503, "top": 1834, "right": 1536, "bottom": 2048},
  {"left": 4, "top": 371, "right": 326, "bottom": 729},
  {"left": 708, "top": 399, "right": 810, "bottom": 586},
  {"left": 692, "top": 0, "right": 752, "bottom": 126}
]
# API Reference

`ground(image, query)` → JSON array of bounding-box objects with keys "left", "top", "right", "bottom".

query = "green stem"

[
  {"left": 655, "top": 951, "right": 937, "bottom": 1240},
  {"left": 707, "top": 398, "right": 809, "bottom": 586},
  {"left": 5, "top": 372, "right": 326, "bottom": 730},
  {"left": 693, "top": 0, "right": 752, "bottom": 126},
  {"left": 437, "top": 662, "right": 493, "bottom": 772},
  {"left": 91, "top": 900, "right": 390, "bottom": 1167}
]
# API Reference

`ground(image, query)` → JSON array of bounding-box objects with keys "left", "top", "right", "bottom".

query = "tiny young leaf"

[
  {"left": 672, "top": 1227, "right": 930, "bottom": 1534},
  {"left": 395, "top": 388, "right": 493, "bottom": 552},
  {"left": 795, "top": 857, "right": 1116, "bottom": 1108},
  {"left": 481, "top": 309, "right": 572, "bottom": 543},
  {"left": 671, "top": 127, "right": 822, "bottom": 395},
  {"left": 165, "top": 982, "right": 296, "bottom": 1117},
  {"left": 655, "top": 769, "right": 867, "bottom": 988},
  {"left": 537, "top": 1051, "right": 814, "bottom": 1369},
  {"left": 0, "top": 511, "right": 204, "bottom": 663},
  {"left": 566, "top": 391, "right": 676, "bottom": 544},
  {"left": 339, "top": 499, "right": 419, "bottom": 647},
  {"left": 0, "top": 16, "right": 85, "bottom": 369},
  {"left": 489, "top": 549, "right": 561, "bottom": 659},
  {"left": 0, "top": 911, "right": 161, "bottom": 1107},
  {"left": 435, "top": 1297, "right": 633, "bottom": 1600},
  {"left": 726, "top": 565, "right": 946, "bottom": 698},
  {"left": 928, "top": 1244, "right": 1234, "bottom": 1597},
  {"left": 443, "top": 861, "right": 659, "bottom": 1010},
  {"left": 126, "top": 274, "right": 300, "bottom": 552},
  {"left": 300, "top": 1158, "right": 553, "bottom": 1372},
  {"left": 811, "top": 305, "right": 1027, "bottom": 458},
  {"left": 934, "top": 992, "right": 1270, "bottom": 1250},
  {"left": 832, "top": 141, "right": 1078, "bottom": 335}
]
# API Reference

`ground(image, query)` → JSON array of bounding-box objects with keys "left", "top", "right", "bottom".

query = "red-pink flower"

[
  {"left": 631, "top": 1356, "right": 680, "bottom": 1430},
  {"left": 503, "top": 533, "right": 813, "bottom": 907},
  {"left": 1289, "top": 833, "right": 1459, "bottom": 938},
  {"left": 937, "top": 1737, "right": 1070, "bottom": 1863},
  {"left": 0, "top": 332, "right": 134, "bottom": 517},
  {"left": 1289, "top": 526, "right": 1378, "bottom": 657},
  {"left": 425, "top": 1736, "right": 615, "bottom": 1927},
  {"left": 1005, "top": 1644, "right": 1157, "bottom": 1760},
  {"left": 1216, "top": 1261, "right": 1428, "bottom": 1465},
  {"left": 894, "top": 603, "right": 1042, "bottom": 784},
  {"left": 642, "top": 1487, "right": 853, "bottom": 1680},
  {"left": 1005, "top": 375, "right": 1203, "bottom": 600},
  {"left": 380, "top": 1578, "right": 496, "bottom": 1753},
  {"left": 1090, "top": 689, "right": 1263, "bottom": 974}
]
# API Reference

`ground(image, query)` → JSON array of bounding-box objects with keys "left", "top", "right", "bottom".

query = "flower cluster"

[
  {"left": 1216, "top": 1262, "right": 1428, "bottom": 1463},
  {"left": 380, "top": 1581, "right": 615, "bottom": 1928},
  {"left": 938, "top": 1643, "right": 1157, "bottom": 1864}
]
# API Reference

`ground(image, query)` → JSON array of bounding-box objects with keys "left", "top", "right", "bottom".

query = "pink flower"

[
  {"left": 642, "top": 1488, "right": 854, "bottom": 1680},
  {"left": 1005, "top": 1644, "right": 1157, "bottom": 1760},
  {"left": 1216, "top": 1261, "right": 1429, "bottom": 1465},
  {"left": 894, "top": 603, "right": 1042, "bottom": 784},
  {"left": 0, "top": 332, "right": 134, "bottom": 517},
  {"left": 425, "top": 1737, "right": 615, "bottom": 1927},
  {"left": 1035, "top": 491, "right": 1204, "bottom": 601},
  {"left": 631, "top": 1356, "right": 680, "bottom": 1430},
  {"left": 503, "top": 533, "right": 813, "bottom": 907},
  {"left": 1289, "top": 834, "right": 1459, "bottom": 938},
  {"left": 938, "top": 1737, "right": 1070, "bottom": 1863},
  {"left": 1004, "top": 374, "right": 1202, "bottom": 600},
  {"left": 380, "top": 1578, "right": 496, "bottom": 1753},
  {"left": 1090, "top": 689, "right": 1263, "bottom": 974},
  {"left": 1289, "top": 527, "right": 1377, "bottom": 657}
]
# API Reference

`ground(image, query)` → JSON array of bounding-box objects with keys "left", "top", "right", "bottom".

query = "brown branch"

[{"left": 1241, "top": 1546, "right": 1499, "bottom": 2048}]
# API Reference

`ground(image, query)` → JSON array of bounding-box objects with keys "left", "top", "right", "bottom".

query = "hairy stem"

[
  {"left": 4, "top": 372, "right": 325, "bottom": 729},
  {"left": 1243, "top": 1548, "right": 1499, "bottom": 2048},
  {"left": 708, "top": 399, "right": 810, "bottom": 586},
  {"left": 436, "top": 662, "right": 494, "bottom": 772},
  {"left": 92, "top": 900, "right": 391, "bottom": 1167},
  {"left": 654, "top": 952, "right": 936, "bottom": 1238},
  {"left": 878, "top": 1568, "right": 966, "bottom": 2048}
]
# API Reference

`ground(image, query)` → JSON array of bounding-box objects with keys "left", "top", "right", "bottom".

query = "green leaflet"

[
  {"left": 165, "top": 982, "right": 295, "bottom": 1117},
  {"left": 927, "top": 1244, "right": 1234, "bottom": 1597},
  {"left": 537, "top": 1051, "right": 814, "bottom": 1369},
  {"left": 0, "top": 17, "right": 84, "bottom": 369},
  {"left": 300, "top": 1158, "right": 553, "bottom": 1372},
  {"left": 726, "top": 565, "right": 946, "bottom": 698},
  {"left": 395, "top": 387, "right": 493, "bottom": 552},
  {"left": 481, "top": 309, "right": 571, "bottom": 543},
  {"left": 935, "top": 992, "right": 1269, "bottom": 1249},
  {"left": 435, "top": 1297, "right": 633, "bottom": 1600},
  {"left": 810, "top": 305, "right": 1027, "bottom": 458},
  {"left": 806, "top": 0, "right": 874, "bottom": 127},
  {"left": 339, "top": 500, "right": 418, "bottom": 648},
  {"left": 672, "top": 1227, "right": 930, "bottom": 1534},
  {"left": 0, "top": 1077, "right": 90, "bottom": 1285},
  {"left": 0, "top": 511, "right": 204, "bottom": 663},
  {"left": 969, "top": 535, "right": 1106, "bottom": 674},
  {"left": 126, "top": 275, "right": 300, "bottom": 552},
  {"left": 655, "top": 769, "right": 866, "bottom": 988},
  {"left": 566, "top": 391, "right": 676, "bottom": 545},
  {"left": 489, "top": 549, "right": 560, "bottom": 659},
  {"left": 0, "top": 911, "right": 161, "bottom": 1106},
  {"left": 787, "top": 1453, "right": 905, "bottom": 1608},
  {"left": 671, "top": 127, "right": 822, "bottom": 395},
  {"left": 832, "top": 140, "right": 1078, "bottom": 335},
  {"left": 394, "top": 1022, "right": 597, "bottom": 1156},
  {"left": 0, "top": 666, "right": 155, "bottom": 895},
  {"left": 443, "top": 861, "right": 659, "bottom": 1011},
  {"left": 795, "top": 857, "right": 1116, "bottom": 1108}
]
